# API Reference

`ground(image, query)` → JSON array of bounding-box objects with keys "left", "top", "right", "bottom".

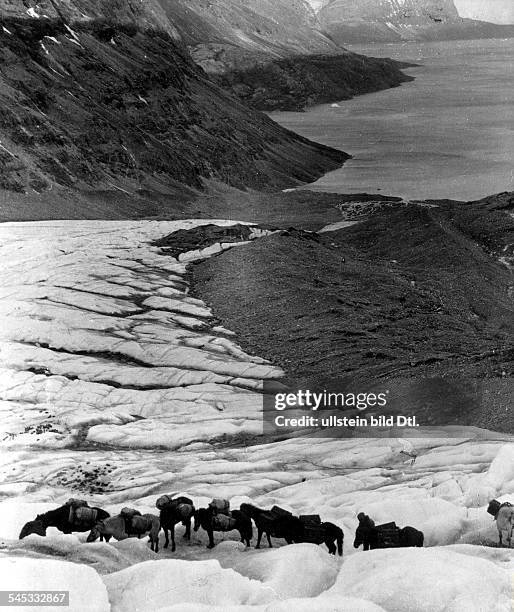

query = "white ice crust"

[{"left": 0, "top": 219, "right": 513, "bottom": 611}]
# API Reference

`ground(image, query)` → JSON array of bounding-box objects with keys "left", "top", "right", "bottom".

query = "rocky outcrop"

[{"left": 318, "top": 0, "right": 514, "bottom": 43}]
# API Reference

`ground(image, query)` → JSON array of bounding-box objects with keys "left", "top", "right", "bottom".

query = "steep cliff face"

[
  {"left": 0, "top": 10, "right": 349, "bottom": 217},
  {"left": 319, "top": 0, "right": 514, "bottom": 42},
  {"left": 160, "top": 0, "right": 338, "bottom": 57}
]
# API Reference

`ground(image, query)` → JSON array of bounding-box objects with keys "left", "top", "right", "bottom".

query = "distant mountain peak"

[{"left": 319, "top": 0, "right": 514, "bottom": 42}]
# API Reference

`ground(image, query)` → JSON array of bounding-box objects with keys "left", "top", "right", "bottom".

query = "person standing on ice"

[{"left": 357, "top": 513, "right": 375, "bottom": 550}]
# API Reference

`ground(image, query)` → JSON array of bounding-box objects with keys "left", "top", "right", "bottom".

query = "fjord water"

[{"left": 270, "top": 38, "right": 513, "bottom": 201}]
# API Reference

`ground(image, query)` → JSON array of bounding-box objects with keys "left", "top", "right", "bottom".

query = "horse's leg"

[
  {"left": 184, "top": 518, "right": 191, "bottom": 540},
  {"left": 266, "top": 532, "right": 272, "bottom": 548},
  {"left": 150, "top": 531, "right": 158, "bottom": 553},
  {"left": 206, "top": 528, "right": 215, "bottom": 549},
  {"left": 326, "top": 540, "right": 336, "bottom": 555},
  {"left": 105, "top": 535, "right": 112, "bottom": 543},
  {"left": 256, "top": 528, "right": 263, "bottom": 549},
  {"left": 163, "top": 527, "right": 169, "bottom": 549},
  {"left": 498, "top": 530, "right": 503, "bottom": 547},
  {"left": 171, "top": 524, "right": 176, "bottom": 553}
]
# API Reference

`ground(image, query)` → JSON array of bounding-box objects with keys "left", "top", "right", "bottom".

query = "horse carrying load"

[
  {"left": 487, "top": 498, "right": 514, "bottom": 547},
  {"left": 158, "top": 496, "right": 196, "bottom": 552},
  {"left": 487, "top": 499, "right": 513, "bottom": 517}
]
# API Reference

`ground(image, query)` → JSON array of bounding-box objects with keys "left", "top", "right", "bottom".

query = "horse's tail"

[
  {"left": 337, "top": 528, "right": 344, "bottom": 556},
  {"left": 417, "top": 530, "right": 424, "bottom": 547}
]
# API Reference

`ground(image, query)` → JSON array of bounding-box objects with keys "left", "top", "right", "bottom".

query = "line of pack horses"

[{"left": 19, "top": 495, "right": 427, "bottom": 555}]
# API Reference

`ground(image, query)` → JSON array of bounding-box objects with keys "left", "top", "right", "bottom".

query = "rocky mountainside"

[
  {"left": 0, "top": 7, "right": 355, "bottom": 219},
  {"left": 131, "top": 0, "right": 413, "bottom": 111},
  {"left": 0, "top": 2, "right": 415, "bottom": 218},
  {"left": 192, "top": 192, "right": 514, "bottom": 429},
  {"left": 318, "top": 0, "right": 514, "bottom": 43}
]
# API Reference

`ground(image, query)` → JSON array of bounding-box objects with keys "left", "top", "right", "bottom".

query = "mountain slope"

[
  {"left": 318, "top": 0, "right": 514, "bottom": 43},
  {"left": 0, "top": 13, "right": 349, "bottom": 217},
  {"left": 137, "top": 0, "right": 414, "bottom": 111},
  {"left": 192, "top": 193, "right": 514, "bottom": 429}
]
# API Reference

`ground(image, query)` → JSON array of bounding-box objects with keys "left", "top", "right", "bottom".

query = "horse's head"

[
  {"left": 19, "top": 519, "right": 46, "bottom": 539},
  {"left": 353, "top": 525, "right": 364, "bottom": 549},
  {"left": 86, "top": 523, "right": 102, "bottom": 543},
  {"left": 194, "top": 508, "right": 210, "bottom": 531}
]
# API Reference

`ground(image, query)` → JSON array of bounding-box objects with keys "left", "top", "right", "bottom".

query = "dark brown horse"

[
  {"left": 240, "top": 504, "right": 343, "bottom": 555},
  {"left": 87, "top": 514, "right": 161, "bottom": 552},
  {"left": 159, "top": 496, "right": 195, "bottom": 552},
  {"left": 194, "top": 507, "right": 252, "bottom": 548},
  {"left": 239, "top": 504, "right": 302, "bottom": 548},
  {"left": 298, "top": 521, "right": 344, "bottom": 556},
  {"left": 19, "top": 505, "right": 110, "bottom": 539}
]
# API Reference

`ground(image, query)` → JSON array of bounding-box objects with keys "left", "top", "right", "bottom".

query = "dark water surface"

[{"left": 270, "top": 39, "right": 513, "bottom": 201}]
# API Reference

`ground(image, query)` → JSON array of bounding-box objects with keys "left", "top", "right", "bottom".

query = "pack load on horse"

[
  {"left": 374, "top": 522, "right": 401, "bottom": 547},
  {"left": 488, "top": 499, "right": 514, "bottom": 547},
  {"left": 487, "top": 499, "right": 513, "bottom": 517},
  {"left": 156, "top": 494, "right": 193, "bottom": 510},
  {"left": 298, "top": 514, "right": 324, "bottom": 544},
  {"left": 209, "top": 499, "right": 231, "bottom": 516},
  {"left": 66, "top": 499, "right": 99, "bottom": 528},
  {"left": 270, "top": 505, "right": 292, "bottom": 519},
  {"left": 207, "top": 499, "right": 232, "bottom": 530},
  {"left": 120, "top": 507, "right": 142, "bottom": 535},
  {"left": 212, "top": 513, "right": 233, "bottom": 530}
]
